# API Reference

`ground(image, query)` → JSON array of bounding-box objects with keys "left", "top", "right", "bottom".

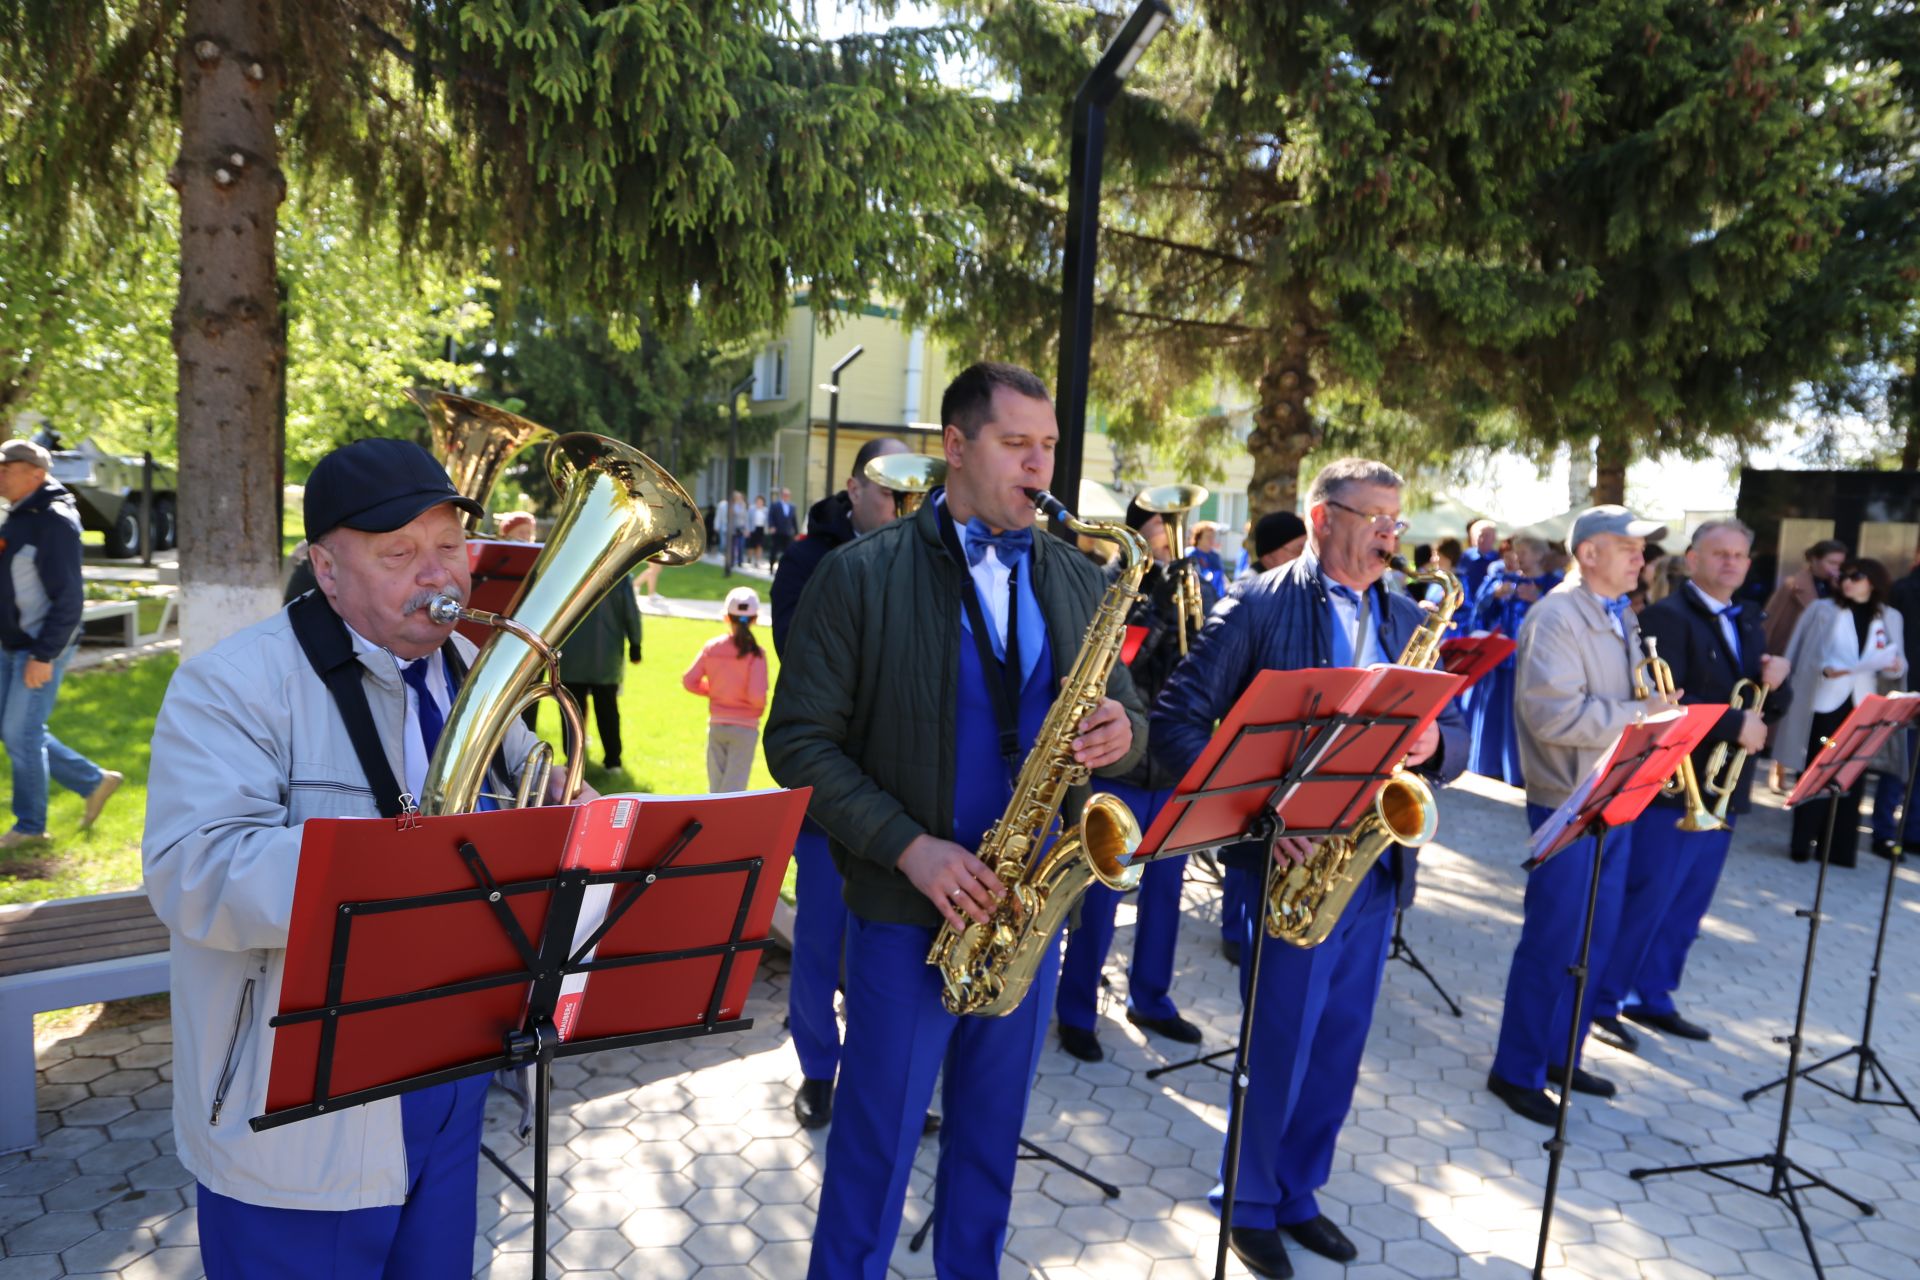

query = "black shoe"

[
  {"left": 1058, "top": 1023, "right": 1104, "bottom": 1062},
  {"left": 1547, "top": 1064, "right": 1617, "bottom": 1098},
  {"left": 1487, "top": 1071, "right": 1559, "bottom": 1127},
  {"left": 1126, "top": 1009, "right": 1204, "bottom": 1044},
  {"left": 1871, "top": 839, "right": 1899, "bottom": 861},
  {"left": 1227, "top": 1226, "right": 1294, "bottom": 1279},
  {"left": 922, "top": 1111, "right": 940, "bottom": 1137},
  {"left": 1281, "top": 1214, "right": 1357, "bottom": 1263},
  {"left": 793, "top": 1077, "right": 833, "bottom": 1129},
  {"left": 1590, "top": 1015, "right": 1641, "bottom": 1055},
  {"left": 1624, "top": 1008, "right": 1712, "bottom": 1042},
  {"left": 1221, "top": 937, "right": 1242, "bottom": 966}
]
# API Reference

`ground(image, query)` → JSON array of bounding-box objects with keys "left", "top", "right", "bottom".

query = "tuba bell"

[
  {"left": 409, "top": 388, "right": 557, "bottom": 534},
  {"left": 419, "top": 428, "right": 704, "bottom": 815},
  {"left": 863, "top": 453, "right": 946, "bottom": 517}
]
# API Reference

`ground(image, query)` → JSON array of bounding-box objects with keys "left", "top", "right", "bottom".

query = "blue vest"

[{"left": 952, "top": 619, "right": 1057, "bottom": 853}]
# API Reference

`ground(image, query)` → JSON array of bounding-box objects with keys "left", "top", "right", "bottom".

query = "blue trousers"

[
  {"left": 1213, "top": 860, "right": 1393, "bottom": 1229},
  {"left": 1871, "top": 731, "right": 1920, "bottom": 846},
  {"left": 788, "top": 824, "right": 848, "bottom": 1081},
  {"left": 809, "top": 915, "right": 1061, "bottom": 1280},
  {"left": 1492, "top": 806, "right": 1635, "bottom": 1090},
  {"left": 0, "top": 645, "right": 103, "bottom": 836},
  {"left": 1057, "top": 782, "right": 1183, "bottom": 1030},
  {"left": 1220, "top": 860, "right": 1250, "bottom": 944},
  {"left": 196, "top": 1075, "right": 489, "bottom": 1279},
  {"left": 1593, "top": 816, "right": 1732, "bottom": 1021}
]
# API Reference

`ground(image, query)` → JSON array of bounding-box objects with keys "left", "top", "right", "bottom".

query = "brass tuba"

[
  {"left": 1134, "top": 483, "right": 1210, "bottom": 655},
  {"left": 409, "top": 388, "right": 557, "bottom": 534},
  {"left": 927, "top": 488, "right": 1147, "bottom": 1016},
  {"left": 418, "top": 426, "right": 704, "bottom": 815},
  {"left": 863, "top": 453, "right": 946, "bottom": 517},
  {"left": 1266, "top": 558, "right": 1460, "bottom": 946}
]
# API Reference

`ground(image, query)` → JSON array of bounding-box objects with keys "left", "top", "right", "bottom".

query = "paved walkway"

[{"left": 5, "top": 773, "right": 1918, "bottom": 1278}]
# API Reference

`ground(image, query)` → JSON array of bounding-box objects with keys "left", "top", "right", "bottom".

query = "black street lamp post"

[
  {"left": 1052, "top": 0, "right": 1170, "bottom": 535},
  {"left": 820, "top": 345, "right": 865, "bottom": 501}
]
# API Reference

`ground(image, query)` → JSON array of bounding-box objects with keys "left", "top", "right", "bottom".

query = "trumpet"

[
  {"left": 1702, "top": 678, "right": 1769, "bottom": 823},
  {"left": 863, "top": 453, "right": 945, "bottom": 517},
  {"left": 1632, "top": 635, "right": 1726, "bottom": 834},
  {"left": 1134, "top": 483, "right": 1210, "bottom": 654}
]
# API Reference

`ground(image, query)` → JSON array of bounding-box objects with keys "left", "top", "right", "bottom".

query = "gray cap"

[
  {"left": 1569, "top": 504, "right": 1667, "bottom": 550},
  {"left": 0, "top": 439, "right": 53, "bottom": 469}
]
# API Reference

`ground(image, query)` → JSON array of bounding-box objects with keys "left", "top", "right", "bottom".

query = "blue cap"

[{"left": 304, "top": 438, "right": 484, "bottom": 543}]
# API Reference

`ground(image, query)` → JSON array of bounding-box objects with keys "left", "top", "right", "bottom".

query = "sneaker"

[{"left": 80, "top": 770, "right": 124, "bottom": 831}]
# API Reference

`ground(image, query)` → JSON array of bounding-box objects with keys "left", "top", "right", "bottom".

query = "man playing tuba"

[
  {"left": 764, "top": 362, "right": 1145, "bottom": 1278},
  {"left": 1150, "top": 459, "right": 1468, "bottom": 1279}
]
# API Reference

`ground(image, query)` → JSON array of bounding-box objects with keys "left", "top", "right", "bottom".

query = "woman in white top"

[{"left": 1775, "top": 558, "right": 1908, "bottom": 866}]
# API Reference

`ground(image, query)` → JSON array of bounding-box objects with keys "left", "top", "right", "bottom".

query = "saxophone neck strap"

[
  {"left": 938, "top": 498, "right": 1024, "bottom": 772},
  {"left": 287, "top": 591, "right": 408, "bottom": 819}
]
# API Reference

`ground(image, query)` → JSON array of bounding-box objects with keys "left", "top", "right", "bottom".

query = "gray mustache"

[{"left": 406, "top": 588, "right": 464, "bottom": 616}]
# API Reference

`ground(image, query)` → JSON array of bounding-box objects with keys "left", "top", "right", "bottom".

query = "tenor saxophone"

[
  {"left": 927, "top": 488, "right": 1149, "bottom": 1017},
  {"left": 1265, "top": 559, "right": 1463, "bottom": 946}
]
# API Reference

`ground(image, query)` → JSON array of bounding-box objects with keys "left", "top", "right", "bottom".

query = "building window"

[{"left": 752, "top": 343, "right": 789, "bottom": 402}]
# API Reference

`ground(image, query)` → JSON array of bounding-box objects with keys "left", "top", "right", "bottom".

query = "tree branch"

[
  {"left": 1106, "top": 305, "right": 1261, "bottom": 336},
  {"left": 348, "top": 8, "right": 507, "bottom": 99}
]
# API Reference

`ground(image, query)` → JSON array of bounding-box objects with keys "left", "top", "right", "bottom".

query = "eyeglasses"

[
  {"left": 1326, "top": 498, "right": 1410, "bottom": 536},
  {"left": 1840, "top": 570, "right": 1866, "bottom": 582}
]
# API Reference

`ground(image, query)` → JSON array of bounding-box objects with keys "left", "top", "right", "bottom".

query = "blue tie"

[
  {"left": 964, "top": 519, "right": 1032, "bottom": 567},
  {"left": 400, "top": 658, "right": 444, "bottom": 758},
  {"left": 1327, "top": 582, "right": 1360, "bottom": 666},
  {"left": 1721, "top": 603, "right": 1743, "bottom": 666}
]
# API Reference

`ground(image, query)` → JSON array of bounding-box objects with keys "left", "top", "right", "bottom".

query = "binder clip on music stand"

[
  {"left": 252, "top": 789, "right": 807, "bottom": 1280},
  {"left": 1517, "top": 704, "right": 1722, "bottom": 1280},
  {"left": 1630, "top": 694, "right": 1919, "bottom": 1280},
  {"left": 1743, "top": 694, "right": 1920, "bottom": 1127},
  {"left": 1128, "top": 664, "right": 1462, "bottom": 1280}
]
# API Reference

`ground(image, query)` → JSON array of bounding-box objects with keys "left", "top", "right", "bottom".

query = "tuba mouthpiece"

[{"left": 428, "top": 594, "right": 466, "bottom": 626}]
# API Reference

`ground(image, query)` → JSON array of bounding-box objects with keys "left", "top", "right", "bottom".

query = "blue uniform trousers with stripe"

[
  {"left": 788, "top": 821, "right": 848, "bottom": 1081},
  {"left": 196, "top": 1074, "right": 490, "bottom": 1280},
  {"left": 1492, "top": 805, "right": 1635, "bottom": 1089},
  {"left": 1056, "top": 781, "right": 1184, "bottom": 1030},
  {"left": 1595, "top": 817, "right": 1733, "bottom": 1020},
  {"left": 1212, "top": 859, "right": 1393, "bottom": 1229},
  {"left": 807, "top": 916, "right": 1062, "bottom": 1280}
]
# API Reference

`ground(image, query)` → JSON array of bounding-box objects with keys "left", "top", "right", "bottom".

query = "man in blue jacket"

[
  {"left": 0, "top": 439, "right": 120, "bottom": 847},
  {"left": 1151, "top": 458, "right": 1469, "bottom": 1279}
]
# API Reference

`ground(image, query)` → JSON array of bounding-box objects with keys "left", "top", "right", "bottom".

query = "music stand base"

[
  {"left": 907, "top": 1138, "right": 1120, "bottom": 1252},
  {"left": 1745, "top": 1045, "right": 1920, "bottom": 1126},
  {"left": 1386, "top": 907, "right": 1462, "bottom": 1017},
  {"left": 1629, "top": 1153, "right": 1875, "bottom": 1279}
]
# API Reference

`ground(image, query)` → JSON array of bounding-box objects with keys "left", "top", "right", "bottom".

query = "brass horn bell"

[
  {"left": 863, "top": 453, "right": 947, "bottom": 516},
  {"left": 409, "top": 388, "right": 557, "bottom": 533}
]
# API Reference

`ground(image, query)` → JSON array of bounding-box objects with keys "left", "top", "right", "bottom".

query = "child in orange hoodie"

[{"left": 682, "top": 586, "right": 769, "bottom": 792}]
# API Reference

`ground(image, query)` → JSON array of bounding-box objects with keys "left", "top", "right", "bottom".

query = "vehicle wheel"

[
  {"left": 103, "top": 505, "right": 141, "bottom": 559},
  {"left": 152, "top": 496, "right": 177, "bottom": 550}
]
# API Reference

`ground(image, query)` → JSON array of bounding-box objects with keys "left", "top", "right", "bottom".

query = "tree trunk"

[
  {"left": 1592, "top": 429, "right": 1629, "bottom": 506},
  {"left": 1244, "top": 324, "right": 1321, "bottom": 516},
  {"left": 172, "top": 0, "right": 285, "bottom": 655},
  {"left": 1903, "top": 406, "right": 1920, "bottom": 473}
]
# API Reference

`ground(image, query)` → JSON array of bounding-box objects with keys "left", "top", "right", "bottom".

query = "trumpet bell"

[{"left": 408, "top": 389, "right": 557, "bottom": 532}]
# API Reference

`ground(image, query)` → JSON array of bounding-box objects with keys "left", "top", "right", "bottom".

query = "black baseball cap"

[
  {"left": 304, "top": 438, "right": 484, "bottom": 543},
  {"left": 1254, "top": 510, "right": 1307, "bottom": 557}
]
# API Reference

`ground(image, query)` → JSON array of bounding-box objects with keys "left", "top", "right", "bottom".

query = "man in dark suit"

[
  {"left": 1591, "top": 518, "right": 1791, "bottom": 1048},
  {"left": 767, "top": 486, "right": 798, "bottom": 571}
]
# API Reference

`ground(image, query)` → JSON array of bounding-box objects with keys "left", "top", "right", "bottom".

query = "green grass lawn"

[
  {"left": 639, "top": 559, "right": 774, "bottom": 602},
  {"left": 0, "top": 614, "right": 782, "bottom": 905}
]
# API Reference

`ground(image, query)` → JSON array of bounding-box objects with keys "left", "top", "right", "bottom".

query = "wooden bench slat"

[
  {"left": 1, "top": 922, "right": 171, "bottom": 962},
  {"left": 0, "top": 934, "right": 172, "bottom": 979},
  {"left": 0, "top": 903, "right": 159, "bottom": 938}
]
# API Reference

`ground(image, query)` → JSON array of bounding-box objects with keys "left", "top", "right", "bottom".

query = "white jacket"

[{"left": 143, "top": 607, "right": 538, "bottom": 1211}]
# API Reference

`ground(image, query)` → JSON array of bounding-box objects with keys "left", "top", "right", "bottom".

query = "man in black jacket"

[
  {"left": 767, "top": 433, "right": 907, "bottom": 1129},
  {"left": 1591, "top": 518, "right": 1790, "bottom": 1047},
  {"left": 0, "top": 439, "right": 121, "bottom": 847},
  {"left": 765, "top": 363, "right": 1144, "bottom": 1279}
]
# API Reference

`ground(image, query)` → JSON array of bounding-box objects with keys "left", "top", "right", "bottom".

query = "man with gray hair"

[
  {"left": 1588, "top": 518, "right": 1790, "bottom": 1047},
  {"left": 1488, "top": 504, "right": 1677, "bottom": 1127},
  {"left": 1152, "top": 457, "right": 1469, "bottom": 1278}
]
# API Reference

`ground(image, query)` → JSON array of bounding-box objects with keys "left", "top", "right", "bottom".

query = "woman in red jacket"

[{"left": 683, "top": 586, "right": 770, "bottom": 791}]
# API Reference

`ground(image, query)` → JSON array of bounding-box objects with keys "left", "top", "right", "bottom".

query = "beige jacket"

[{"left": 1514, "top": 580, "right": 1648, "bottom": 809}]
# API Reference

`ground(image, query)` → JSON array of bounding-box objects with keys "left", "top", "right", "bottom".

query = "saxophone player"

[
  {"left": 1150, "top": 459, "right": 1468, "bottom": 1279},
  {"left": 764, "top": 362, "right": 1146, "bottom": 1279}
]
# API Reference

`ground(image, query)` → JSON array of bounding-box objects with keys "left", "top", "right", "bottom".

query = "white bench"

[
  {"left": 79, "top": 599, "right": 139, "bottom": 647},
  {"left": 0, "top": 891, "right": 171, "bottom": 1154}
]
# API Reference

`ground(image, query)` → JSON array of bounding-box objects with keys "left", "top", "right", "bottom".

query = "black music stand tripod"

[
  {"left": 1630, "top": 738, "right": 1887, "bottom": 1279},
  {"left": 1387, "top": 903, "right": 1461, "bottom": 1017},
  {"left": 1743, "top": 735, "right": 1920, "bottom": 1126}
]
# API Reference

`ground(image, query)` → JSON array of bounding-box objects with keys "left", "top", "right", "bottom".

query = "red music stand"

[
  {"left": 460, "top": 539, "right": 541, "bottom": 646},
  {"left": 1516, "top": 705, "right": 1721, "bottom": 1280},
  {"left": 1131, "top": 663, "right": 1461, "bottom": 1280},
  {"left": 1632, "top": 693, "right": 1920, "bottom": 1280},
  {"left": 1439, "top": 633, "right": 1517, "bottom": 693},
  {"left": 252, "top": 787, "right": 808, "bottom": 1279}
]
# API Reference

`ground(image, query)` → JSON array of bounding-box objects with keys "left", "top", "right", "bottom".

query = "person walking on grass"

[
  {"left": 0, "top": 439, "right": 120, "bottom": 848},
  {"left": 683, "top": 586, "right": 769, "bottom": 792}
]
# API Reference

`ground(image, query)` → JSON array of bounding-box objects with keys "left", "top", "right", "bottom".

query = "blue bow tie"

[
  {"left": 1605, "top": 595, "right": 1631, "bottom": 623},
  {"left": 1722, "top": 603, "right": 1742, "bottom": 619},
  {"left": 965, "top": 519, "right": 1031, "bottom": 568},
  {"left": 1327, "top": 582, "right": 1361, "bottom": 606}
]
